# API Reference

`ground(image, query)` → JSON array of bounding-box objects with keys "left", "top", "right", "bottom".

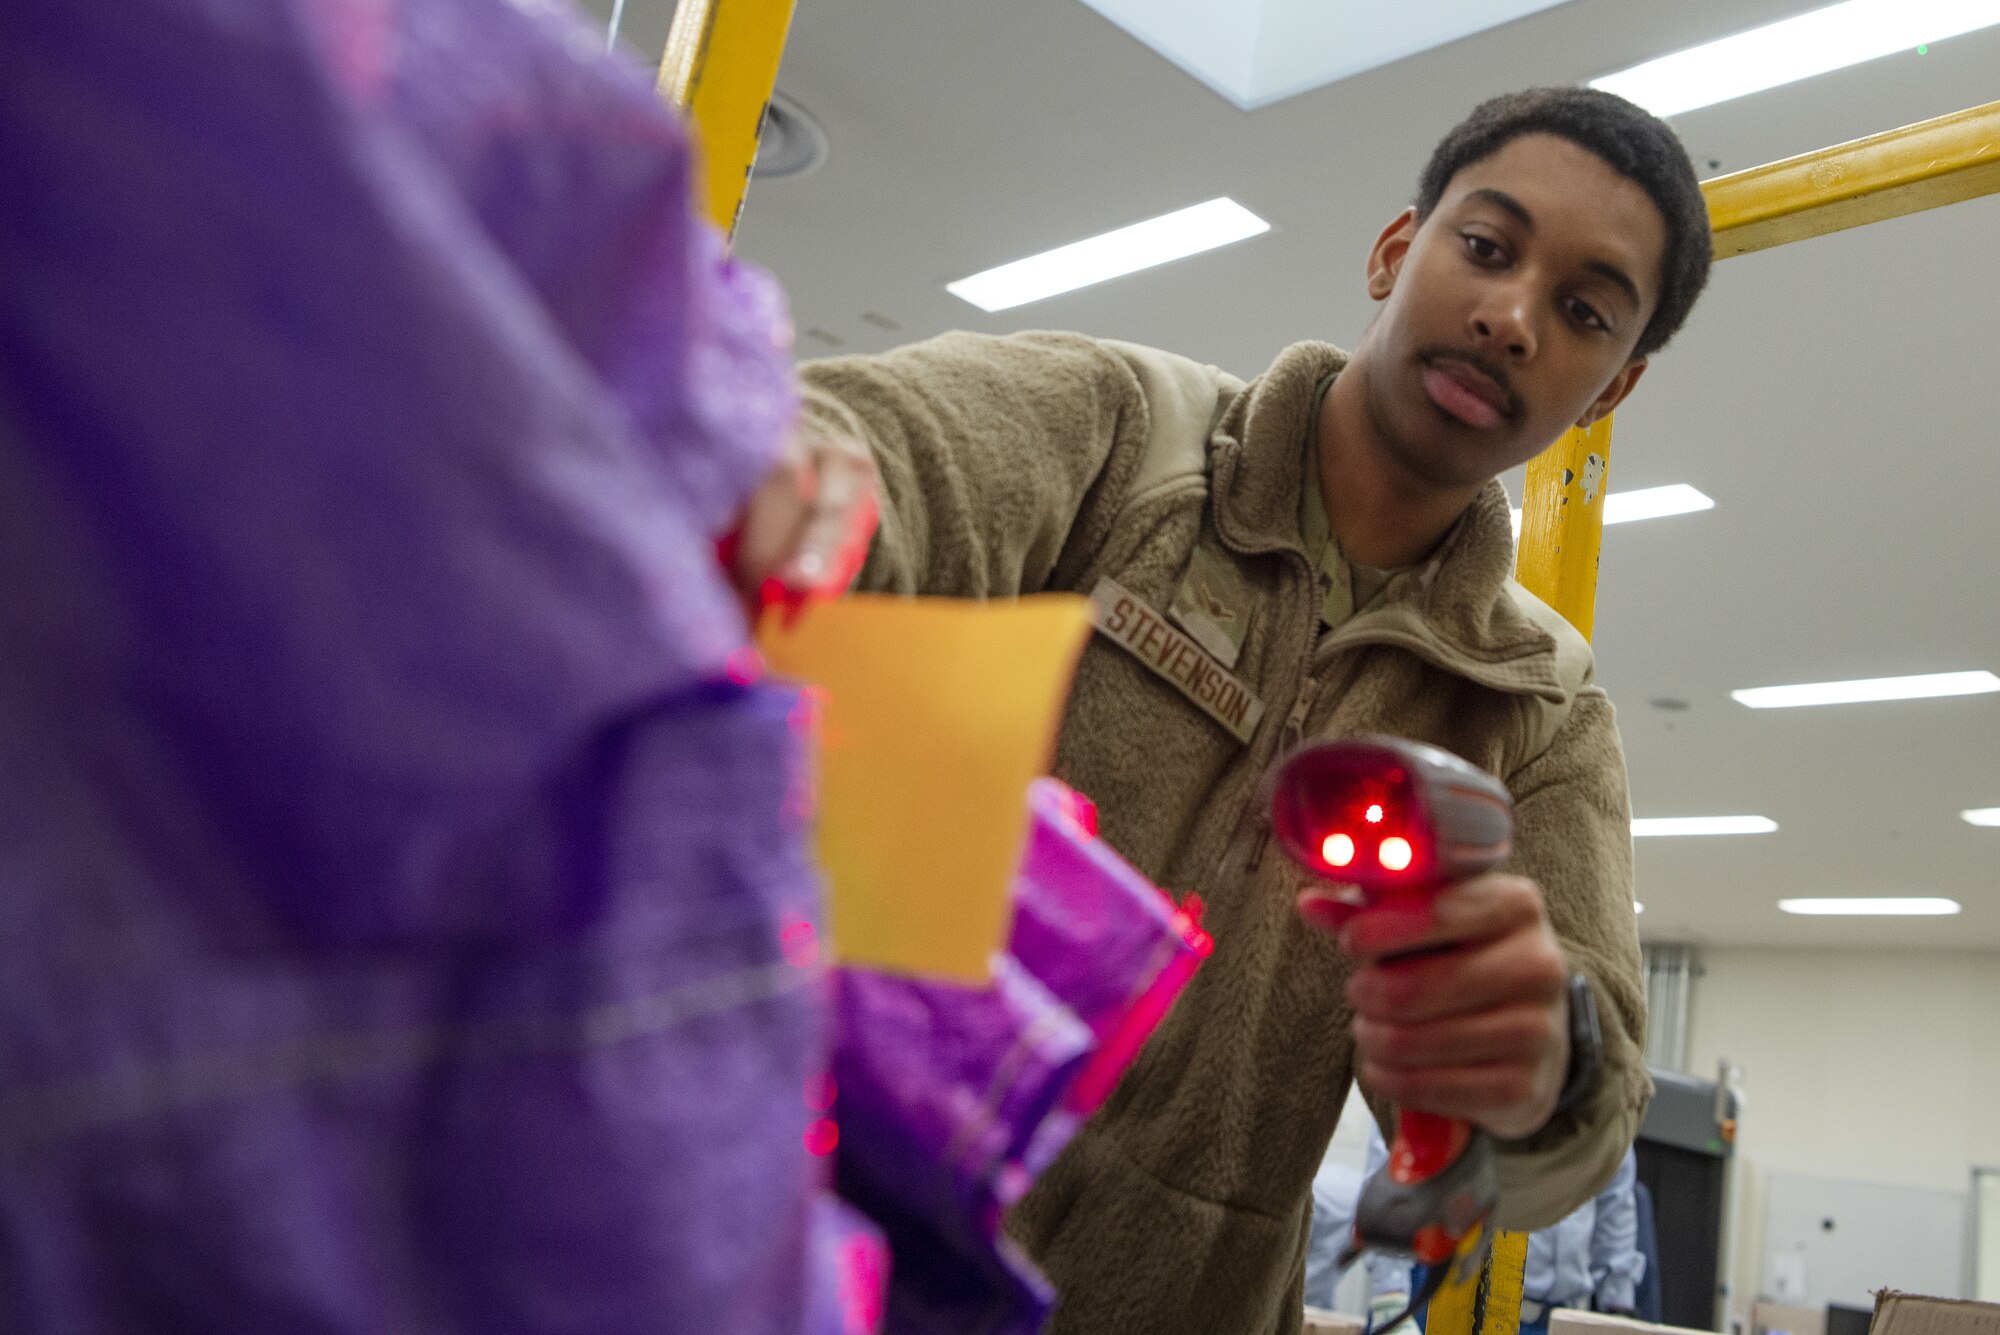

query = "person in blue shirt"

[
  {"left": 1306, "top": 1126, "right": 1420, "bottom": 1330},
  {"left": 1310, "top": 1128, "right": 1645, "bottom": 1335},
  {"left": 1519, "top": 1146, "right": 1645, "bottom": 1333},
  {"left": 1305, "top": 1131, "right": 1414, "bottom": 1324}
]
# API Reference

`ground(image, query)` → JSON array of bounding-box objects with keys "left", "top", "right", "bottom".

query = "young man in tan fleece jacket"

[{"left": 733, "top": 88, "right": 1713, "bottom": 1334}]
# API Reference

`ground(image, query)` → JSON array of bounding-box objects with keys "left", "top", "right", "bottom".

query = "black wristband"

[{"left": 1551, "top": 972, "right": 1602, "bottom": 1118}]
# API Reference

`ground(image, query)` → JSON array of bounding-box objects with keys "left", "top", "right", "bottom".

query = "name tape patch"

[{"left": 1090, "top": 578, "right": 1266, "bottom": 745}]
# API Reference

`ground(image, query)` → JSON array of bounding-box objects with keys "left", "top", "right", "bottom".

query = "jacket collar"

[{"left": 1208, "top": 341, "right": 1573, "bottom": 702}]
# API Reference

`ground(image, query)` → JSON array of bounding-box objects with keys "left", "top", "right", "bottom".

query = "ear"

[
  {"left": 1366, "top": 207, "right": 1420, "bottom": 301},
  {"left": 1577, "top": 357, "right": 1648, "bottom": 428}
]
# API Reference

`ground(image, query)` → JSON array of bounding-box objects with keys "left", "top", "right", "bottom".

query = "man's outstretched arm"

[{"left": 730, "top": 330, "right": 1158, "bottom": 606}]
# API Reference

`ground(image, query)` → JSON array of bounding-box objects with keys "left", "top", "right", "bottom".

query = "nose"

[{"left": 1468, "top": 282, "right": 1537, "bottom": 362}]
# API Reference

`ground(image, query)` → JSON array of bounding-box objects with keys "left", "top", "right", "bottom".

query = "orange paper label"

[{"left": 759, "top": 594, "right": 1093, "bottom": 982}]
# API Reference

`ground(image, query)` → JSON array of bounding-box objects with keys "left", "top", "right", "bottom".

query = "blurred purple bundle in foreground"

[
  {"left": 0, "top": 0, "right": 1207, "bottom": 1330},
  {"left": 0, "top": 0, "right": 839, "bottom": 1328}
]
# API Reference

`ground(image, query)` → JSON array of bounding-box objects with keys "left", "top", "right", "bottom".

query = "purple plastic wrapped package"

[
  {"left": 0, "top": 0, "right": 851, "bottom": 1329},
  {"left": 832, "top": 780, "right": 1210, "bottom": 1335}
]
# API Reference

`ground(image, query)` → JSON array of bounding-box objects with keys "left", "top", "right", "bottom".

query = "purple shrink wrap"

[
  {"left": 0, "top": 0, "right": 845, "bottom": 1330},
  {"left": 832, "top": 780, "right": 1210, "bottom": 1335}
]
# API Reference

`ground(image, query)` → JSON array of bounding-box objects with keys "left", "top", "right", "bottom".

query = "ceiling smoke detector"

[{"left": 754, "top": 92, "right": 829, "bottom": 180}]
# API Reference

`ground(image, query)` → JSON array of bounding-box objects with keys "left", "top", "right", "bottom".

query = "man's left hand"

[
  {"left": 1309, "top": 872, "right": 1570, "bottom": 1140},
  {"left": 724, "top": 425, "right": 879, "bottom": 622}
]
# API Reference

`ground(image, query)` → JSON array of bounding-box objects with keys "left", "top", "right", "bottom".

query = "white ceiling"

[{"left": 586, "top": 0, "right": 2000, "bottom": 950}]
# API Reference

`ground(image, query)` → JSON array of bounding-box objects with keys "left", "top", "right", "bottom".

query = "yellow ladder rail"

[
  {"left": 1706, "top": 97, "right": 2000, "bottom": 259},
  {"left": 657, "top": 0, "right": 800, "bottom": 237}
]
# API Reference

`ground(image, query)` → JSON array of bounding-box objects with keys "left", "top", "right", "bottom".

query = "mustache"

[{"left": 1416, "top": 346, "right": 1521, "bottom": 421}]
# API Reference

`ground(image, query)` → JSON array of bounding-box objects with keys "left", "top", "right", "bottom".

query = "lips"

[{"left": 1421, "top": 357, "right": 1512, "bottom": 430}]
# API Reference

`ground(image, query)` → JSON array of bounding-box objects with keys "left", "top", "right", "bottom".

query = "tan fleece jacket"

[{"left": 799, "top": 331, "right": 1649, "bottom": 1335}]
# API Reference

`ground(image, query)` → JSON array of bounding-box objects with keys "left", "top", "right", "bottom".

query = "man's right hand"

[{"left": 725, "top": 425, "right": 879, "bottom": 621}]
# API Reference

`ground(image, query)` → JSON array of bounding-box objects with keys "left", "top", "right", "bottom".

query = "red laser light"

[
  {"left": 1378, "top": 836, "right": 1413, "bottom": 871},
  {"left": 1364, "top": 803, "right": 1385, "bottom": 824},
  {"left": 1322, "top": 832, "right": 1356, "bottom": 867},
  {"left": 804, "top": 1118, "right": 840, "bottom": 1157}
]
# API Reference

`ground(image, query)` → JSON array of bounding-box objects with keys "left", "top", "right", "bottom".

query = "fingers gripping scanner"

[{"left": 1268, "top": 735, "right": 1514, "bottom": 1322}]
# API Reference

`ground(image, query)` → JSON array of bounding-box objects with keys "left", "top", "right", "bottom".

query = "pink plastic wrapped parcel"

[
  {"left": 0, "top": 0, "right": 853, "bottom": 1329},
  {"left": 831, "top": 780, "right": 1210, "bottom": 1335}
]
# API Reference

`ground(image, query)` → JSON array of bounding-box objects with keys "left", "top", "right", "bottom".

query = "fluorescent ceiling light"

[
  {"left": 1511, "top": 483, "right": 1714, "bottom": 535},
  {"left": 1778, "top": 897, "right": 1962, "bottom": 916},
  {"left": 1590, "top": 0, "right": 2000, "bottom": 119},
  {"left": 1632, "top": 816, "right": 1778, "bottom": 837},
  {"left": 1962, "top": 808, "right": 2000, "bottom": 826},
  {"left": 1732, "top": 670, "right": 2000, "bottom": 709},
  {"left": 947, "top": 198, "right": 1268, "bottom": 313},
  {"left": 1603, "top": 484, "right": 1715, "bottom": 525}
]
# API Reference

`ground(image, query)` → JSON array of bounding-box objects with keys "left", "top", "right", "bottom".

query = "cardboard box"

[
  {"left": 1549, "top": 1308, "right": 1713, "bottom": 1335},
  {"left": 1303, "top": 1308, "right": 1365, "bottom": 1335},
  {"left": 1755, "top": 1302, "right": 1829, "bottom": 1335},
  {"left": 1869, "top": 1293, "right": 2000, "bottom": 1335}
]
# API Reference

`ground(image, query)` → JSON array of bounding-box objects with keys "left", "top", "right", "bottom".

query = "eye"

[
  {"left": 1564, "top": 295, "right": 1609, "bottom": 332},
  {"left": 1462, "top": 232, "right": 1505, "bottom": 265}
]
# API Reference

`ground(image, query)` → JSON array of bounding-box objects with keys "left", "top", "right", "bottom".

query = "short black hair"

[{"left": 1414, "top": 87, "right": 1712, "bottom": 359}]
